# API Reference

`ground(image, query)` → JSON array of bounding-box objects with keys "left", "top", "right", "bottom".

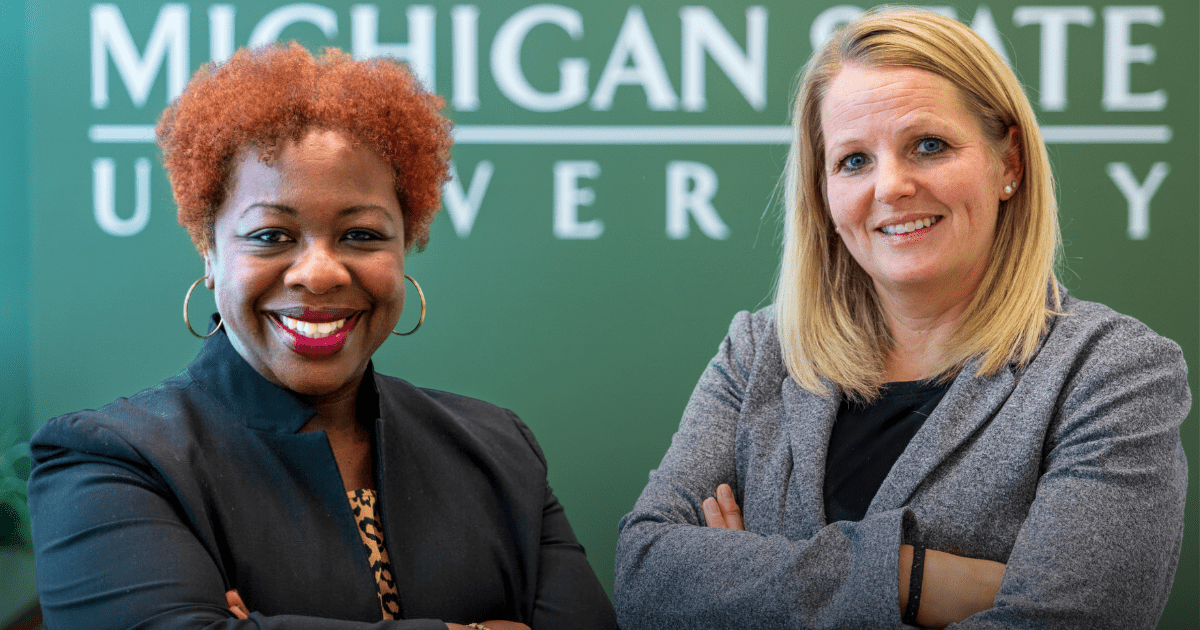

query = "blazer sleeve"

[
  {"left": 28, "top": 417, "right": 452, "bottom": 630},
  {"left": 509, "top": 416, "right": 620, "bottom": 630},
  {"left": 951, "top": 324, "right": 1190, "bottom": 629},
  {"left": 614, "top": 311, "right": 912, "bottom": 629}
]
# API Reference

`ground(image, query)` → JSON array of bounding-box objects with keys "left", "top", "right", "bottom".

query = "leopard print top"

[{"left": 348, "top": 489, "right": 401, "bottom": 620}]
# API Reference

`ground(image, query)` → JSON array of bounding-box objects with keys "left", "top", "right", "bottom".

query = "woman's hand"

[
  {"left": 225, "top": 590, "right": 249, "bottom": 619},
  {"left": 446, "top": 622, "right": 531, "bottom": 630},
  {"left": 226, "top": 590, "right": 531, "bottom": 630},
  {"left": 701, "top": 485, "right": 1007, "bottom": 628},
  {"left": 701, "top": 483, "right": 744, "bottom": 530}
]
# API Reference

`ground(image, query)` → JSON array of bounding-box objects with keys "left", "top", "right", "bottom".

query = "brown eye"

[
  {"left": 247, "top": 229, "right": 292, "bottom": 244},
  {"left": 344, "top": 229, "right": 384, "bottom": 242}
]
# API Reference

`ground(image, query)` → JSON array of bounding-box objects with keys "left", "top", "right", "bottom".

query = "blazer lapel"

[
  {"left": 374, "top": 380, "right": 481, "bottom": 621},
  {"left": 868, "top": 364, "right": 1018, "bottom": 514},
  {"left": 779, "top": 377, "right": 840, "bottom": 534},
  {"left": 373, "top": 397, "right": 431, "bottom": 619},
  {"left": 247, "top": 431, "right": 384, "bottom": 620}
]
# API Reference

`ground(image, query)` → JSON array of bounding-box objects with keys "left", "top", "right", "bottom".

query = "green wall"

[{"left": 3, "top": 1, "right": 1196, "bottom": 626}]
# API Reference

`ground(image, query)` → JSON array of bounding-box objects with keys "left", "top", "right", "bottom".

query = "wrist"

[
  {"left": 898, "top": 543, "right": 914, "bottom": 616},
  {"left": 901, "top": 544, "right": 925, "bottom": 625},
  {"left": 917, "top": 549, "right": 1003, "bottom": 627}
]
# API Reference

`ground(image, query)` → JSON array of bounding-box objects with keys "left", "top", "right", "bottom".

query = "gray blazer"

[{"left": 614, "top": 293, "right": 1189, "bottom": 629}]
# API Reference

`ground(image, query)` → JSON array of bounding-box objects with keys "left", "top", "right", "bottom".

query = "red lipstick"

[{"left": 270, "top": 312, "right": 360, "bottom": 358}]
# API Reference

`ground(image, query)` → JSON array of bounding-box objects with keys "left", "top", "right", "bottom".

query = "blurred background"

[{"left": 1, "top": 0, "right": 1195, "bottom": 627}]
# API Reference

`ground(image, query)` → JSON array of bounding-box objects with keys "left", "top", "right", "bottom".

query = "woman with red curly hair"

[{"left": 28, "top": 44, "right": 617, "bottom": 630}]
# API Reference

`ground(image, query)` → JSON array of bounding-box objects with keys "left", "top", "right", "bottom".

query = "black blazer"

[{"left": 29, "top": 330, "right": 617, "bottom": 630}]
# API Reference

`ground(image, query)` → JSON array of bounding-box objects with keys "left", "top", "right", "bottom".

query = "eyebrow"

[
  {"left": 825, "top": 117, "right": 962, "bottom": 156},
  {"left": 242, "top": 203, "right": 393, "bottom": 218}
]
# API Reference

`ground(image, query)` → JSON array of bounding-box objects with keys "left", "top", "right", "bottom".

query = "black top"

[
  {"left": 823, "top": 380, "right": 950, "bottom": 523},
  {"left": 28, "top": 328, "right": 618, "bottom": 630}
]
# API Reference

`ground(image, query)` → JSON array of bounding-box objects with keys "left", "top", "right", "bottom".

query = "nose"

[
  {"left": 284, "top": 242, "right": 351, "bottom": 294},
  {"left": 874, "top": 156, "right": 916, "bottom": 205}
]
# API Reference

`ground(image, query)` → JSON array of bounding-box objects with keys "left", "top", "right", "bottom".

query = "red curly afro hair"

[{"left": 157, "top": 43, "right": 453, "bottom": 252}]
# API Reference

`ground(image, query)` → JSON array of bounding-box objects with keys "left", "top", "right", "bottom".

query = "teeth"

[
  {"left": 881, "top": 216, "right": 938, "bottom": 235},
  {"left": 277, "top": 314, "right": 349, "bottom": 339}
]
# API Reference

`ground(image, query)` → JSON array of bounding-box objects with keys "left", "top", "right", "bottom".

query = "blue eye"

[
  {"left": 839, "top": 154, "right": 868, "bottom": 173},
  {"left": 918, "top": 138, "right": 945, "bottom": 153}
]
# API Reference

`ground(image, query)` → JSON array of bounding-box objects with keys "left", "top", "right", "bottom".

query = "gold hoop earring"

[
  {"left": 184, "top": 277, "right": 223, "bottom": 339},
  {"left": 392, "top": 275, "right": 426, "bottom": 336}
]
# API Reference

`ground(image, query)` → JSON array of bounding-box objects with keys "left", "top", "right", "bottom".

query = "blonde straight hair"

[{"left": 776, "top": 8, "right": 1062, "bottom": 400}]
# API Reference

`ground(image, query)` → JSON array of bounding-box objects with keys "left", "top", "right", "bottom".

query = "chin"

[
  {"left": 876, "top": 261, "right": 951, "bottom": 286},
  {"left": 281, "top": 370, "right": 363, "bottom": 398}
]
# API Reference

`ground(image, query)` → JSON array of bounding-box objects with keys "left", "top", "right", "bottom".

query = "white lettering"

[
  {"left": 967, "top": 6, "right": 1010, "bottom": 66},
  {"left": 443, "top": 160, "right": 494, "bottom": 238},
  {"left": 680, "top": 6, "right": 767, "bottom": 112},
  {"left": 1013, "top": 7, "right": 1095, "bottom": 111},
  {"left": 93, "top": 157, "right": 151, "bottom": 237},
  {"left": 451, "top": 5, "right": 479, "bottom": 111},
  {"left": 667, "top": 161, "right": 728, "bottom": 240},
  {"left": 351, "top": 5, "right": 435, "bottom": 90},
  {"left": 1103, "top": 6, "right": 1166, "bottom": 111},
  {"left": 810, "top": 5, "right": 862, "bottom": 51},
  {"left": 492, "top": 5, "right": 588, "bottom": 112},
  {"left": 1107, "top": 162, "right": 1168, "bottom": 240},
  {"left": 591, "top": 6, "right": 677, "bottom": 111},
  {"left": 90, "top": 3, "right": 188, "bottom": 109},
  {"left": 249, "top": 3, "right": 338, "bottom": 48},
  {"left": 209, "top": 5, "right": 236, "bottom": 64},
  {"left": 553, "top": 160, "right": 603, "bottom": 239}
]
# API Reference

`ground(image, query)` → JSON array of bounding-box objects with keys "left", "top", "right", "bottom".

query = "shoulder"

[
  {"left": 721, "top": 305, "right": 782, "bottom": 372},
  {"left": 1040, "top": 294, "right": 1186, "bottom": 376},
  {"left": 30, "top": 372, "right": 202, "bottom": 467},
  {"left": 1030, "top": 293, "right": 1189, "bottom": 434},
  {"left": 372, "top": 373, "right": 522, "bottom": 428},
  {"left": 727, "top": 306, "right": 776, "bottom": 348},
  {"left": 372, "top": 374, "right": 547, "bottom": 468}
]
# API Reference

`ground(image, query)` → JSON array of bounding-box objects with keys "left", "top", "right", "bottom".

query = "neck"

[
  {"left": 298, "top": 377, "right": 365, "bottom": 435},
  {"left": 302, "top": 397, "right": 359, "bottom": 433},
  {"left": 299, "top": 381, "right": 376, "bottom": 492},
  {"left": 876, "top": 278, "right": 979, "bottom": 382}
]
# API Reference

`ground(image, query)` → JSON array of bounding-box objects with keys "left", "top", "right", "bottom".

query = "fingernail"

[{"left": 719, "top": 485, "right": 732, "bottom": 500}]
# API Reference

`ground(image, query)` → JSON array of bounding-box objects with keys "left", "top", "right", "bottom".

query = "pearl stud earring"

[{"left": 1004, "top": 181, "right": 1017, "bottom": 195}]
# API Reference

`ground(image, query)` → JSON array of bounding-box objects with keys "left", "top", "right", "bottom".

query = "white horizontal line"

[
  {"left": 88, "top": 124, "right": 1173, "bottom": 145},
  {"left": 90, "top": 125, "right": 157, "bottom": 143},
  {"left": 1039, "top": 125, "right": 1172, "bottom": 143},
  {"left": 454, "top": 125, "right": 792, "bottom": 144}
]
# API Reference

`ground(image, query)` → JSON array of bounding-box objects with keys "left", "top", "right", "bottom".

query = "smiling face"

[
  {"left": 821, "top": 64, "right": 1019, "bottom": 305},
  {"left": 204, "top": 128, "right": 406, "bottom": 398}
]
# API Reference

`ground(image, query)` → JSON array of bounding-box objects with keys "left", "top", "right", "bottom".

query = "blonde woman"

[{"left": 615, "top": 9, "right": 1188, "bottom": 629}]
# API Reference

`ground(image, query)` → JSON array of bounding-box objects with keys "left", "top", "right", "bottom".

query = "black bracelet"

[{"left": 902, "top": 545, "right": 926, "bottom": 626}]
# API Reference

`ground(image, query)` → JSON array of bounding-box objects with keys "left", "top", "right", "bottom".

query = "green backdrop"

[{"left": 2, "top": 1, "right": 1196, "bottom": 627}]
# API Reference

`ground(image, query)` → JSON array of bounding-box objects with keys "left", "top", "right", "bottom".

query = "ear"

[
  {"left": 203, "top": 251, "right": 215, "bottom": 290},
  {"left": 1000, "top": 125, "right": 1024, "bottom": 199}
]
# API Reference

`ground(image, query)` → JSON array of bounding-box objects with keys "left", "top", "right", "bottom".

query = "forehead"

[
  {"left": 820, "top": 64, "right": 977, "bottom": 142},
  {"left": 224, "top": 129, "right": 397, "bottom": 205}
]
